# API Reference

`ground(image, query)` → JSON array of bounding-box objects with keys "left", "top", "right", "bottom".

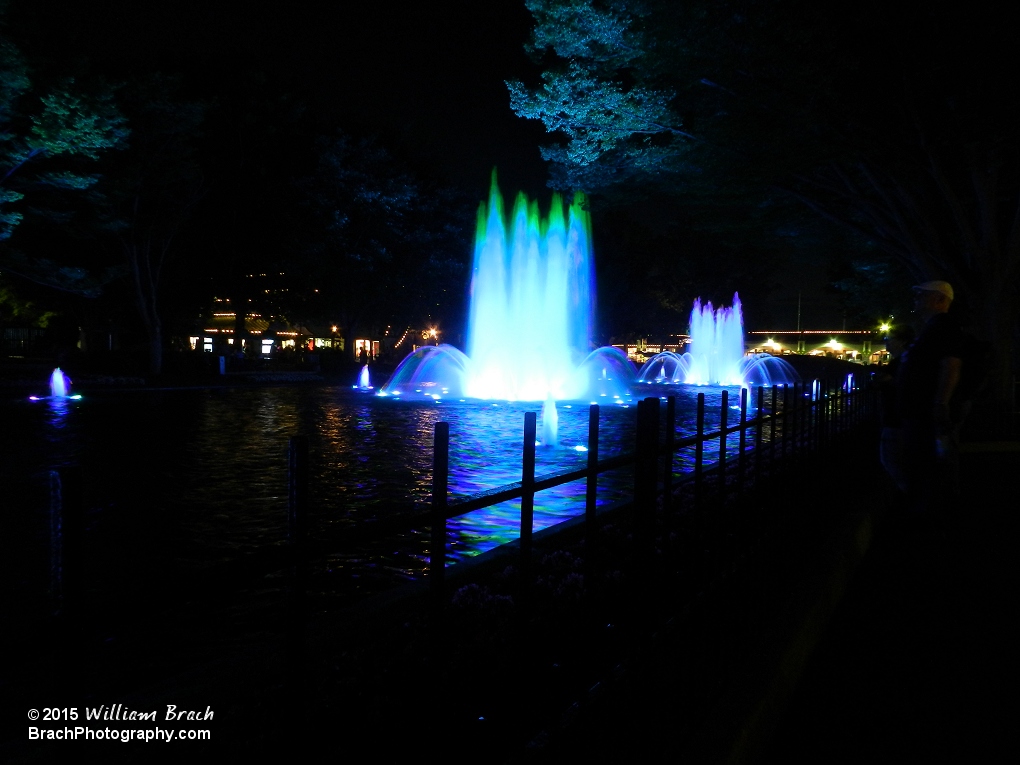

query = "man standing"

[{"left": 897, "top": 280, "right": 966, "bottom": 514}]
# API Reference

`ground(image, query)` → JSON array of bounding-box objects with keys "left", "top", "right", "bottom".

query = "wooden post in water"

[
  {"left": 520, "top": 412, "right": 537, "bottom": 568},
  {"left": 288, "top": 436, "right": 308, "bottom": 545},
  {"left": 287, "top": 435, "right": 310, "bottom": 638},
  {"left": 633, "top": 399, "right": 649, "bottom": 510},
  {"left": 431, "top": 422, "right": 450, "bottom": 610},
  {"left": 644, "top": 398, "right": 661, "bottom": 541},
  {"left": 49, "top": 466, "right": 83, "bottom": 615}
]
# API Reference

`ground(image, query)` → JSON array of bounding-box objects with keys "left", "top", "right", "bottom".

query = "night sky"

[
  {"left": 8, "top": 0, "right": 984, "bottom": 334},
  {"left": 10, "top": 0, "right": 552, "bottom": 198}
]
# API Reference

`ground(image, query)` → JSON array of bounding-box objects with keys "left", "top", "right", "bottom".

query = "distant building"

[
  {"left": 613, "top": 334, "right": 690, "bottom": 361},
  {"left": 617, "top": 330, "right": 884, "bottom": 365},
  {"left": 189, "top": 300, "right": 343, "bottom": 359},
  {"left": 745, "top": 330, "right": 881, "bottom": 364}
]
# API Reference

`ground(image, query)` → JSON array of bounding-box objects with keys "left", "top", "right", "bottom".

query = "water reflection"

[{"left": 2, "top": 384, "right": 762, "bottom": 607}]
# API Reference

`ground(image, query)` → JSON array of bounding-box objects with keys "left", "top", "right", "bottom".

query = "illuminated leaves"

[
  {"left": 1, "top": 31, "right": 128, "bottom": 246},
  {"left": 29, "top": 84, "right": 128, "bottom": 160},
  {"left": 508, "top": 0, "right": 688, "bottom": 191},
  {"left": 509, "top": 62, "right": 678, "bottom": 168},
  {"left": 524, "top": 0, "right": 644, "bottom": 67}
]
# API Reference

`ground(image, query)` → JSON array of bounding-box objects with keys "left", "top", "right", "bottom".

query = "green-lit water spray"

[
  {"left": 380, "top": 174, "right": 636, "bottom": 434},
  {"left": 465, "top": 173, "right": 593, "bottom": 401}
]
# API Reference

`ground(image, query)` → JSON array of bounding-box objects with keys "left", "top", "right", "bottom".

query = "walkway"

[
  {"left": 521, "top": 443, "right": 1016, "bottom": 763},
  {"left": 761, "top": 444, "right": 1015, "bottom": 763}
]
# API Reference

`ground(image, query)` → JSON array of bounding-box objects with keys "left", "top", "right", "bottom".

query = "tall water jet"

[
  {"left": 357, "top": 364, "right": 372, "bottom": 390},
  {"left": 50, "top": 368, "right": 70, "bottom": 398},
  {"left": 685, "top": 295, "right": 746, "bottom": 385},
  {"left": 465, "top": 173, "right": 593, "bottom": 400},
  {"left": 637, "top": 293, "right": 799, "bottom": 387},
  {"left": 381, "top": 174, "right": 633, "bottom": 401}
]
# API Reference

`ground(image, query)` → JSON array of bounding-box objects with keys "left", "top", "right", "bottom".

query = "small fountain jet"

[
  {"left": 353, "top": 364, "right": 373, "bottom": 392},
  {"left": 29, "top": 368, "right": 82, "bottom": 402}
]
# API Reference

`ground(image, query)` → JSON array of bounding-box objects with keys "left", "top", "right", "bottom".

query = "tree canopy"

[
  {"left": 0, "top": 22, "right": 127, "bottom": 294},
  {"left": 510, "top": 0, "right": 1020, "bottom": 402}
]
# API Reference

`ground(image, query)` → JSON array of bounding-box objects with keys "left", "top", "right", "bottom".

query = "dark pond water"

[{"left": 1, "top": 383, "right": 755, "bottom": 612}]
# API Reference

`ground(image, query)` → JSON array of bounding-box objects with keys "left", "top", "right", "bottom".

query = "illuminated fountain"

[
  {"left": 638, "top": 294, "right": 799, "bottom": 387},
  {"left": 381, "top": 175, "right": 635, "bottom": 405},
  {"left": 50, "top": 368, "right": 70, "bottom": 397},
  {"left": 354, "top": 364, "right": 372, "bottom": 391},
  {"left": 29, "top": 368, "right": 82, "bottom": 402}
]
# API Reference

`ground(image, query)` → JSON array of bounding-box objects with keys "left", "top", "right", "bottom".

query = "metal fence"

[
  {"left": 47, "top": 378, "right": 873, "bottom": 615},
  {"left": 425, "top": 378, "right": 873, "bottom": 604}
]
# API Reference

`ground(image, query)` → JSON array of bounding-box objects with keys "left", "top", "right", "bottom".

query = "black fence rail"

[
  {"left": 419, "top": 378, "right": 873, "bottom": 605},
  {"left": 47, "top": 377, "right": 874, "bottom": 616}
]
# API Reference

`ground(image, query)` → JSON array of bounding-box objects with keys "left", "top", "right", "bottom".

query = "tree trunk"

[
  {"left": 344, "top": 326, "right": 358, "bottom": 364},
  {"left": 148, "top": 320, "right": 163, "bottom": 377}
]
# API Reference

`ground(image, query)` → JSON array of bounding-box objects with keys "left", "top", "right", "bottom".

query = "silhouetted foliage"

[
  {"left": 94, "top": 74, "right": 207, "bottom": 375},
  {"left": 291, "top": 132, "right": 471, "bottom": 358},
  {"left": 0, "top": 11, "right": 127, "bottom": 295},
  {"left": 513, "top": 0, "right": 1019, "bottom": 404}
]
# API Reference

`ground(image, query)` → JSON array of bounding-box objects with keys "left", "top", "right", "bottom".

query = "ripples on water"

[{"left": 1, "top": 384, "right": 757, "bottom": 606}]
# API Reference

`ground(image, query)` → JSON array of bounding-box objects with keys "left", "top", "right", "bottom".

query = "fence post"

[
  {"left": 795, "top": 381, "right": 803, "bottom": 454},
  {"left": 694, "top": 393, "right": 706, "bottom": 509},
  {"left": 770, "top": 385, "right": 779, "bottom": 468},
  {"left": 287, "top": 434, "right": 310, "bottom": 639},
  {"left": 585, "top": 404, "right": 600, "bottom": 595},
  {"left": 632, "top": 398, "right": 658, "bottom": 567},
  {"left": 663, "top": 395, "right": 676, "bottom": 513},
  {"left": 812, "top": 380, "right": 821, "bottom": 452},
  {"left": 782, "top": 384, "right": 790, "bottom": 461},
  {"left": 718, "top": 389, "right": 729, "bottom": 493},
  {"left": 738, "top": 387, "right": 748, "bottom": 493},
  {"left": 520, "top": 412, "right": 537, "bottom": 568},
  {"left": 50, "top": 466, "right": 83, "bottom": 615},
  {"left": 754, "top": 386, "right": 764, "bottom": 484},
  {"left": 585, "top": 404, "right": 600, "bottom": 538},
  {"left": 431, "top": 422, "right": 450, "bottom": 611},
  {"left": 820, "top": 379, "right": 829, "bottom": 449}
]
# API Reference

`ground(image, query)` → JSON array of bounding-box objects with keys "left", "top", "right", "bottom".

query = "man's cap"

[{"left": 913, "top": 280, "right": 954, "bottom": 302}]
